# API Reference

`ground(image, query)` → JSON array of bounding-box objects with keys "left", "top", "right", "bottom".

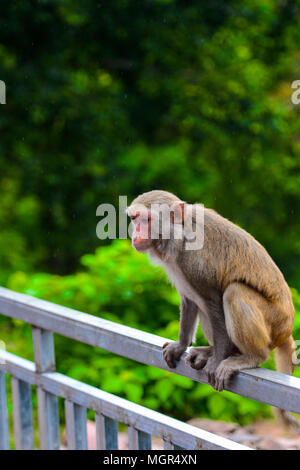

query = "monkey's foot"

[
  {"left": 214, "top": 360, "right": 237, "bottom": 392},
  {"left": 202, "top": 356, "right": 222, "bottom": 389},
  {"left": 163, "top": 341, "right": 186, "bottom": 369},
  {"left": 186, "top": 346, "right": 213, "bottom": 370}
]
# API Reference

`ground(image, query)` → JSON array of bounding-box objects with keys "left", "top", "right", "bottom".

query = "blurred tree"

[{"left": 0, "top": 0, "right": 300, "bottom": 287}]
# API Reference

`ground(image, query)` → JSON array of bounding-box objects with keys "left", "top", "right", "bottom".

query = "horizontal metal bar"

[
  {"left": 0, "top": 351, "right": 250, "bottom": 450},
  {"left": 0, "top": 287, "right": 300, "bottom": 414}
]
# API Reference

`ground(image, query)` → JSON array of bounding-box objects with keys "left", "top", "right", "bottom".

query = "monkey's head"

[{"left": 127, "top": 190, "right": 186, "bottom": 253}]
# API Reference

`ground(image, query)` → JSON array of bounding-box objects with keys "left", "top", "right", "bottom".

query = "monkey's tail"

[{"left": 273, "top": 335, "right": 300, "bottom": 432}]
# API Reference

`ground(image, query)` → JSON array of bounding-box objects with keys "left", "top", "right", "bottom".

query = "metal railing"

[{"left": 1, "top": 287, "right": 299, "bottom": 450}]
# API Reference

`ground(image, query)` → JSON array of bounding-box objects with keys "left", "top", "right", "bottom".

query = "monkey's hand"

[
  {"left": 162, "top": 341, "right": 187, "bottom": 368},
  {"left": 186, "top": 346, "right": 213, "bottom": 370}
]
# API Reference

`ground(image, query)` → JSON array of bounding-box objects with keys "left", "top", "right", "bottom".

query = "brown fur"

[{"left": 128, "top": 190, "right": 298, "bottom": 431}]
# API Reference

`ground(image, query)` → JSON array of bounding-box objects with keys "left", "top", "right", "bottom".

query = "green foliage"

[
  {"left": 7, "top": 240, "right": 180, "bottom": 331},
  {"left": 1, "top": 1, "right": 300, "bottom": 425},
  {"left": 2, "top": 239, "right": 299, "bottom": 424},
  {"left": 1, "top": 1, "right": 300, "bottom": 285}
]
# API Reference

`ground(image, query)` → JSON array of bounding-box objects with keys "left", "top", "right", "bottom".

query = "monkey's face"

[
  {"left": 127, "top": 205, "right": 153, "bottom": 252},
  {"left": 127, "top": 200, "right": 186, "bottom": 253}
]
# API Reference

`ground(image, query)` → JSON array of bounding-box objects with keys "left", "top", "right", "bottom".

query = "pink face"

[
  {"left": 128, "top": 208, "right": 153, "bottom": 252},
  {"left": 128, "top": 200, "right": 186, "bottom": 252}
]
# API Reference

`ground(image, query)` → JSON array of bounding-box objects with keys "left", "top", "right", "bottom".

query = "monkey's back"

[{"left": 197, "top": 207, "right": 291, "bottom": 304}]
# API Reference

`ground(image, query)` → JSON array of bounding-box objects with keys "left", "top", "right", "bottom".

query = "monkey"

[{"left": 127, "top": 190, "right": 299, "bottom": 431}]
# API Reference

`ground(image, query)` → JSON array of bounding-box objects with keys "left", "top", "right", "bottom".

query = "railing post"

[
  {"left": 163, "top": 439, "right": 184, "bottom": 450},
  {"left": 163, "top": 440, "right": 174, "bottom": 450},
  {"left": 128, "top": 426, "right": 151, "bottom": 450},
  {"left": 95, "top": 413, "right": 118, "bottom": 450},
  {"left": 65, "top": 400, "right": 88, "bottom": 449},
  {"left": 32, "top": 327, "right": 60, "bottom": 450},
  {"left": 0, "top": 372, "right": 9, "bottom": 449},
  {"left": 11, "top": 377, "right": 34, "bottom": 449}
]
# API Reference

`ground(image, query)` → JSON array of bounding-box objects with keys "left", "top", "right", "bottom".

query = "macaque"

[{"left": 127, "top": 190, "right": 299, "bottom": 430}]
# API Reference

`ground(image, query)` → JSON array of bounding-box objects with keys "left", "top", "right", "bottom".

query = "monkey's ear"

[{"left": 171, "top": 201, "right": 186, "bottom": 224}]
